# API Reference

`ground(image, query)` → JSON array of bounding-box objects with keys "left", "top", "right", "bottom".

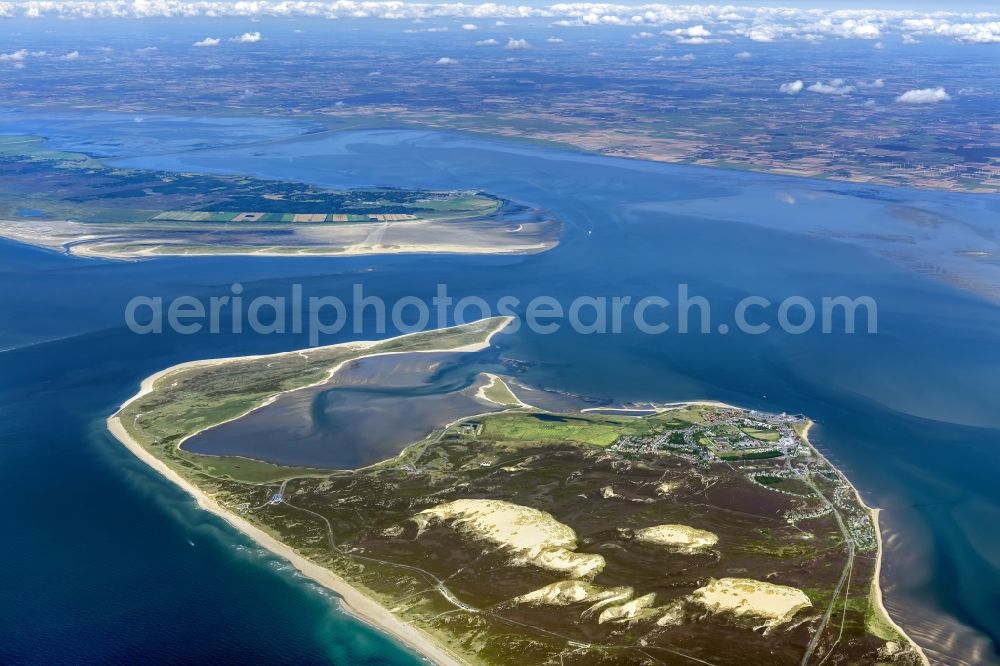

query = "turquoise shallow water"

[{"left": 1, "top": 115, "right": 998, "bottom": 664}]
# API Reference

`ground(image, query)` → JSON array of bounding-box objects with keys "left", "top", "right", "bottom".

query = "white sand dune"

[
  {"left": 511, "top": 581, "right": 630, "bottom": 607},
  {"left": 597, "top": 593, "right": 658, "bottom": 625},
  {"left": 413, "top": 499, "right": 605, "bottom": 579},
  {"left": 633, "top": 524, "right": 718, "bottom": 553},
  {"left": 691, "top": 577, "right": 811, "bottom": 628}
]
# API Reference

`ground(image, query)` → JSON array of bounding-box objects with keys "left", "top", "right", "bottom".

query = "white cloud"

[
  {"left": 670, "top": 25, "right": 711, "bottom": 38},
  {"left": 909, "top": 20, "right": 1000, "bottom": 44},
  {"left": 746, "top": 24, "right": 783, "bottom": 42},
  {"left": 649, "top": 53, "right": 695, "bottom": 62},
  {"left": 665, "top": 24, "right": 723, "bottom": 44},
  {"left": 901, "top": 34, "right": 920, "bottom": 45},
  {"left": 896, "top": 87, "right": 951, "bottom": 104},
  {"left": 676, "top": 36, "right": 718, "bottom": 45},
  {"left": 462, "top": 23, "right": 478, "bottom": 30},
  {"left": 505, "top": 38, "right": 530, "bottom": 50},
  {"left": 652, "top": 53, "right": 695, "bottom": 62},
  {"left": 231, "top": 32, "right": 261, "bottom": 43},
  {"left": 830, "top": 19, "right": 880, "bottom": 40},
  {"left": 632, "top": 31, "right": 655, "bottom": 39},
  {"left": 857, "top": 78, "right": 884, "bottom": 89},
  {"left": 734, "top": 51, "right": 751, "bottom": 59},
  {"left": 435, "top": 56, "right": 459, "bottom": 65},
  {"left": 194, "top": 37, "right": 220, "bottom": 47},
  {"left": 546, "top": 36, "right": 564, "bottom": 43},
  {"left": 0, "top": 49, "right": 28, "bottom": 61},
  {"left": 807, "top": 79, "right": 855, "bottom": 95},
  {"left": 779, "top": 80, "right": 803, "bottom": 94},
  {"left": 61, "top": 51, "right": 80, "bottom": 60},
  {"left": 475, "top": 38, "right": 498, "bottom": 46},
  {"left": 0, "top": 2, "right": 997, "bottom": 47}
]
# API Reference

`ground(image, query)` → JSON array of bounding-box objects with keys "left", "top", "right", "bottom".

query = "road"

[{"left": 800, "top": 472, "right": 856, "bottom": 666}]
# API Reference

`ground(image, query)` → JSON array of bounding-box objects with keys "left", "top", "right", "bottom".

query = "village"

[{"left": 610, "top": 406, "right": 878, "bottom": 552}]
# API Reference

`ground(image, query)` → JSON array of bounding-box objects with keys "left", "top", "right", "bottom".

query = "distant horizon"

[{"left": 2, "top": 0, "right": 999, "bottom": 14}]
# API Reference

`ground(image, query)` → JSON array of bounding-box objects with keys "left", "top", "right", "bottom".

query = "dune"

[
  {"left": 597, "top": 593, "right": 658, "bottom": 624},
  {"left": 634, "top": 524, "right": 718, "bottom": 553},
  {"left": 413, "top": 499, "right": 605, "bottom": 579},
  {"left": 691, "top": 577, "right": 811, "bottom": 627},
  {"left": 511, "top": 581, "right": 630, "bottom": 607}
]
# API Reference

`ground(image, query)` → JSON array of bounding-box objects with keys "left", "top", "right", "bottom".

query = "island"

[
  {"left": 108, "top": 317, "right": 926, "bottom": 665},
  {"left": 0, "top": 136, "right": 559, "bottom": 258}
]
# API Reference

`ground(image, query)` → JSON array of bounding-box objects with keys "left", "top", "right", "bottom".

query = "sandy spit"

[{"left": 105, "top": 320, "right": 515, "bottom": 666}]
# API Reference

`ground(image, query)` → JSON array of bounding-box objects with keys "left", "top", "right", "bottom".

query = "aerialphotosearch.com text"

[{"left": 125, "top": 283, "right": 878, "bottom": 346}]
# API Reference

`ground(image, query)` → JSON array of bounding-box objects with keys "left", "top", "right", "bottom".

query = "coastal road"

[{"left": 800, "top": 473, "right": 856, "bottom": 666}]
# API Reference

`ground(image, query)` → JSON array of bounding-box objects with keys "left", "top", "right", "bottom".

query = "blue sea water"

[{"left": 0, "top": 116, "right": 998, "bottom": 665}]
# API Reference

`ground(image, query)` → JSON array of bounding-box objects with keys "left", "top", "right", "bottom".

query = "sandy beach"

[
  {"left": 107, "top": 332, "right": 924, "bottom": 666},
  {"left": 105, "top": 320, "right": 514, "bottom": 666},
  {"left": 107, "top": 414, "right": 465, "bottom": 666},
  {"left": 798, "top": 422, "right": 928, "bottom": 665},
  {"left": 0, "top": 218, "right": 557, "bottom": 261},
  {"left": 74, "top": 240, "right": 553, "bottom": 260}
]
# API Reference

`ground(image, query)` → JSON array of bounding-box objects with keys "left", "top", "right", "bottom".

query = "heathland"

[{"left": 109, "top": 318, "right": 923, "bottom": 666}]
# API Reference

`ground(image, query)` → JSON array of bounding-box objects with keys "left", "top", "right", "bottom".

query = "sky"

[{"left": 1, "top": 2, "right": 999, "bottom": 45}]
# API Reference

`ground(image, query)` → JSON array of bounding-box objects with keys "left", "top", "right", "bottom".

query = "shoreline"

[
  {"left": 107, "top": 414, "right": 465, "bottom": 666},
  {"left": 577, "top": 403, "right": 927, "bottom": 663},
  {"left": 165, "top": 319, "right": 512, "bottom": 457},
  {"left": 798, "top": 422, "right": 929, "bottom": 665},
  {"left": 73, "top": 241, "right": 554, "bottom": 260},
  {"left": 0, "top": 219, "right": 557, "bottom": 261},
  {"left": 108, "top": 336, "right": 924, "bottom": 666},
  {"left": 106, "top": 320, "right": 515, "bottom": 666}
]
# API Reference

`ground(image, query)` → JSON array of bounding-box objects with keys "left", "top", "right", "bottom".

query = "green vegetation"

[
  {"left": 0, "top": 135, "right": 101, "bottom": 166},
  {"left": 479, "top": 374, "right": 522, "bottom": 407},
  {"left": 0, "top": 135, "right": 501, "bottom": 224},
  {"left": 478, "top": 411, "right": 649, "bottom": 447},
  {"left": 0, "top": 135, "right": 557, "bottom": 259},
  {"left": 117, "top": 317, "right": 510, "bottom": 483},
  {"left": 740, "top": 541, "right": 819, "bottom": 559},
  {"left": 194, "top": 455, "right": 325, "bottom": 484},
  {"left": 110, "top": 325, "right": 917, "bottom": 666},
  {"left": 865, "top": 582, "right": 906, "bottom": 642},
  {"left": 741, "top": 427, "right": 781, "bottom": 441}
]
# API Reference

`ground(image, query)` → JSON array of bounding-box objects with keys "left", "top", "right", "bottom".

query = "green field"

[
  {"left": 741, "top": 427, "right": 781, "bottom": 441},
  {"left": 479, "top": 412, "right": 645, "bottom": 446}
]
